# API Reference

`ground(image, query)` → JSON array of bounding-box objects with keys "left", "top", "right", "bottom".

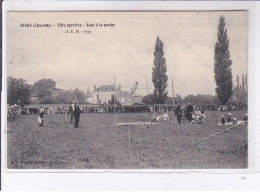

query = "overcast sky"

[{"left": 7, "top": 11, "right": 247, "bottom": 97}]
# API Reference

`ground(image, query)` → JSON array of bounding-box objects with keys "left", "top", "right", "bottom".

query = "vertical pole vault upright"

[
  {"left": 146, "top": 76, "right": 149, "bottom": 95},
  {"left": 114, "top": 74, "right": 117, "bottom": 126},
  {"left": 171, "top": 75, "right": 177, "bottom": 124}
]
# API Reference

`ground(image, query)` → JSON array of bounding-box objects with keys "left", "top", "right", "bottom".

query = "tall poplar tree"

[
  {"left": 152, "top": 37, "right": 168, "bottom": 104},
  {"left": 214, "top": 15, "right": 233, "bottom": 105}
]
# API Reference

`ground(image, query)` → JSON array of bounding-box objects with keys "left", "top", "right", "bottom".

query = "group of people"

[
  {"left": 25, "top": 104, "right": 152, "bottom": 115},
  {"left": 219, "top": 113, "right": 248, "bottom": 126},
  {"left": 175, "top": 101, "right": 194, "bottom": 124},
  {"left": 37, "top": 100, "right": 81, "bottom": 128},
  {"left": 69, "top": 100, "right": 81, "bottom": 128},
  {"left": 151, "top": 112, "right": 169, "bottom": 122}
]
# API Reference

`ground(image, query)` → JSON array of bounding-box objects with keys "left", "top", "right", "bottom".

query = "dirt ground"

[{"left": 7, "top": 111, "right": 247, "bottom": 169}]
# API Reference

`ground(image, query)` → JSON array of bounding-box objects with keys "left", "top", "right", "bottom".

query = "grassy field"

[{"left": 7, "top": 111, "right": 247, "bottom": 169}]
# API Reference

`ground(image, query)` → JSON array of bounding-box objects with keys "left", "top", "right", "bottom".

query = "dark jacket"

[
  {"left": 69, "top": 104, "right": 74, "bottom": 113},
  {"left": 175, "top": 105, "right": 182, "bottom": 115},
  {"left": 74, "top": 105, "right": 81, "bottom": 116},
  {"left": 187, "top": 104, "right": 193, "bottom": 113}
]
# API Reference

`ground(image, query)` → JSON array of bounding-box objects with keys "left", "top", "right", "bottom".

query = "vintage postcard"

[{"left": 5, "top": 10, "right": 248, "bottom": 170}]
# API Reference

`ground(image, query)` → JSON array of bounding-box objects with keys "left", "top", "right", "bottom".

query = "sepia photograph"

[{"left": 5, "top": 11, "right": 248, "bottom": 169}]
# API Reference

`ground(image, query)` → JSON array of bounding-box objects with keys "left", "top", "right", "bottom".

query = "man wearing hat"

[
  {"left": 186, "top": 101, "right": 194, "bottom": 124},
  {"left": 73, "top": 100, "right": 81, "bottom": 128},
  {"left": 175, "top": 102, "right": 182, "bottom": 124},
  {"left": 69, "top": 101, "right": 75, "bottom": 124},
  {"left": 243, "top": 114, "right": 248, "bottom": 122}
]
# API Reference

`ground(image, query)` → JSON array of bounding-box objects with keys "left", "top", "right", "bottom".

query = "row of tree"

[
  {"left": 7, "top": 77, "right": 88, "bottom": 105},
  {"left": 234, "top": 74, "right": 248, "bottom": 103},
  {"left": 150, "top": 15, "right": 246, "bottom": 106},
  {"left": 143, "top": 93, "right": 219, "bottom": 105},
  {"left": 8, "top": 16, "right": 246, "bottom": 107}
]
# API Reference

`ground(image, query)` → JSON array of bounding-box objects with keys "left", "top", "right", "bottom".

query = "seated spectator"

[
  {"left": 232, "top": 118, "right": 237, "bottom": 124},
  {"left": 227, "top": 113, "right": 232, "bottom": 123},
  {"left": 243, "top": 114, "right": 248, "bottom": 122},
  {"left": 218, "top": 115, "right": 225, "bottom": 125},
  {"left": 162, "top": 113, "right": 169, "bottom": 121}
]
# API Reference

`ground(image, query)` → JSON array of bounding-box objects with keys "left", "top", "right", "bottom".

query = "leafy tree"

[
  {"left": 39, "top": 96, "right": 54, "bottom": 104},
  {"left": 73, "top": 88, "right": 87, "bottom": 103},
  {"left": 164, "top": 94, "right": 183, "bottom": 105},
  {"left": 32, "top": 79, "right": 56, "bottom": 100},
  {"left": 183, "top": 94, "right": 219, "bottom": 105},
  {"left": 214, "top": 15, "right": 233, "bottom": 105},
  {"left": 236, "top": 75, "right": 240, "bottom": 92},
  {"left": 184, "top": 95, "right": 196, "bottom": 104},
  {"left": 53, "top": 90, "right": 73, "bottom": 104},
  {"left": 108, "top": 94, "right": 121, "bottom": 106},
  {"left": 142, "top": 94, "right": 154, "bottom": 105},
  {"left": 7, "top": 77, "right": 31, "bottom": 105},
  {"left": 152, "top": 37, "right": 168, "bottom": 104}
]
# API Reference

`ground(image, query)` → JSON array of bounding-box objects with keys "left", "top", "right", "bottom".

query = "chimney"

[
  {"left": 87, "top": 89, "right": 90, "bottom": 95},
  {"left": 119, "top": 84, "right": 121, "bottom": 91},
  {"left": 94, "top": 85, "right": 96, "bottom": 92}
]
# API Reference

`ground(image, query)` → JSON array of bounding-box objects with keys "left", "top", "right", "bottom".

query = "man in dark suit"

[
  {"left": 186, "top": 101, "right": 194, "bottom": 124},
  {"left": 69, "top": 101, "right": 75, "bottom": 124},
  {"left": 74, "top": 101, "right": 81, "bottom": 128},
  {"left": 175, "top": 103, "right": 182, "bottom": 124}
]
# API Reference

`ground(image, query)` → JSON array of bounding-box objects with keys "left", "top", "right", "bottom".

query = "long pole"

[
  {"left": 171, "top": 75, "right": 174, "bottom": 107},
  {"left": 146, "top": 75, "right": 149, "bottom": 95},
  {"left": 171, "top": 75, "right": 176, "bottom": 124},
  {"left": 114, "top": 74, "right": 116, "bottom": 126},
  {"left": 194, "top": 121, "right": 245, "bottom": 145}
]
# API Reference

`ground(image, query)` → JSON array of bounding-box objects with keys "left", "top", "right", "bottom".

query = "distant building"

[
  {"left": 91, "top": 84, "right": 143, "bottom": 105},
  {"left": 91, "top": 85, "right": 120, "bottom": 104},
  {"left": 117, "top": 91, "right": 143, "bottom": 105},
  {"left": 30, "top": 92, "right": 38, "bottom": 104}
]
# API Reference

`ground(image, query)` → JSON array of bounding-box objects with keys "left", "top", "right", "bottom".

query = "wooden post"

[{"left": 65, "top": 110, "right": 68, "bottom": 123}]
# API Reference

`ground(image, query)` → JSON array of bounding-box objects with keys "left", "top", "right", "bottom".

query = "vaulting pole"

[{"left": 194, "top": 121, "right": 246, "bottom": 145}]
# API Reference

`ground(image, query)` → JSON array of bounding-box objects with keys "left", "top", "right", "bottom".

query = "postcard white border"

[{"left": 2, "top": 0, "right": 260, "bottom": 190}]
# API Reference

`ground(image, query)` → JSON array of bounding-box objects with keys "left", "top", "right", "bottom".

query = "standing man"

[
  {"left": 175, "top": 102, "right": 182, "bottom": 124},
  {"left": 69, "top": 101, "right": 75, "bottom": 124},
  {"left": 186, "top": 101, "right": 194, "bottom": 124},
  {"left": 74, "top": 100, "right": 81, "bottom": 128},
  {"left": 38, "top": 106, "right": 44, "bottom": 127}
]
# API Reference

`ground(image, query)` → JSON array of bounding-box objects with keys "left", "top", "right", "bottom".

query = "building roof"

[
  {"left": 118, "top": 91, "right": 130, "bottom": 97},
  {"left": 97, "top": 85, "right": 120, "bottom": 92},
  {"left": 118, "top": 91, "right": 141, "bottom": 98}
]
